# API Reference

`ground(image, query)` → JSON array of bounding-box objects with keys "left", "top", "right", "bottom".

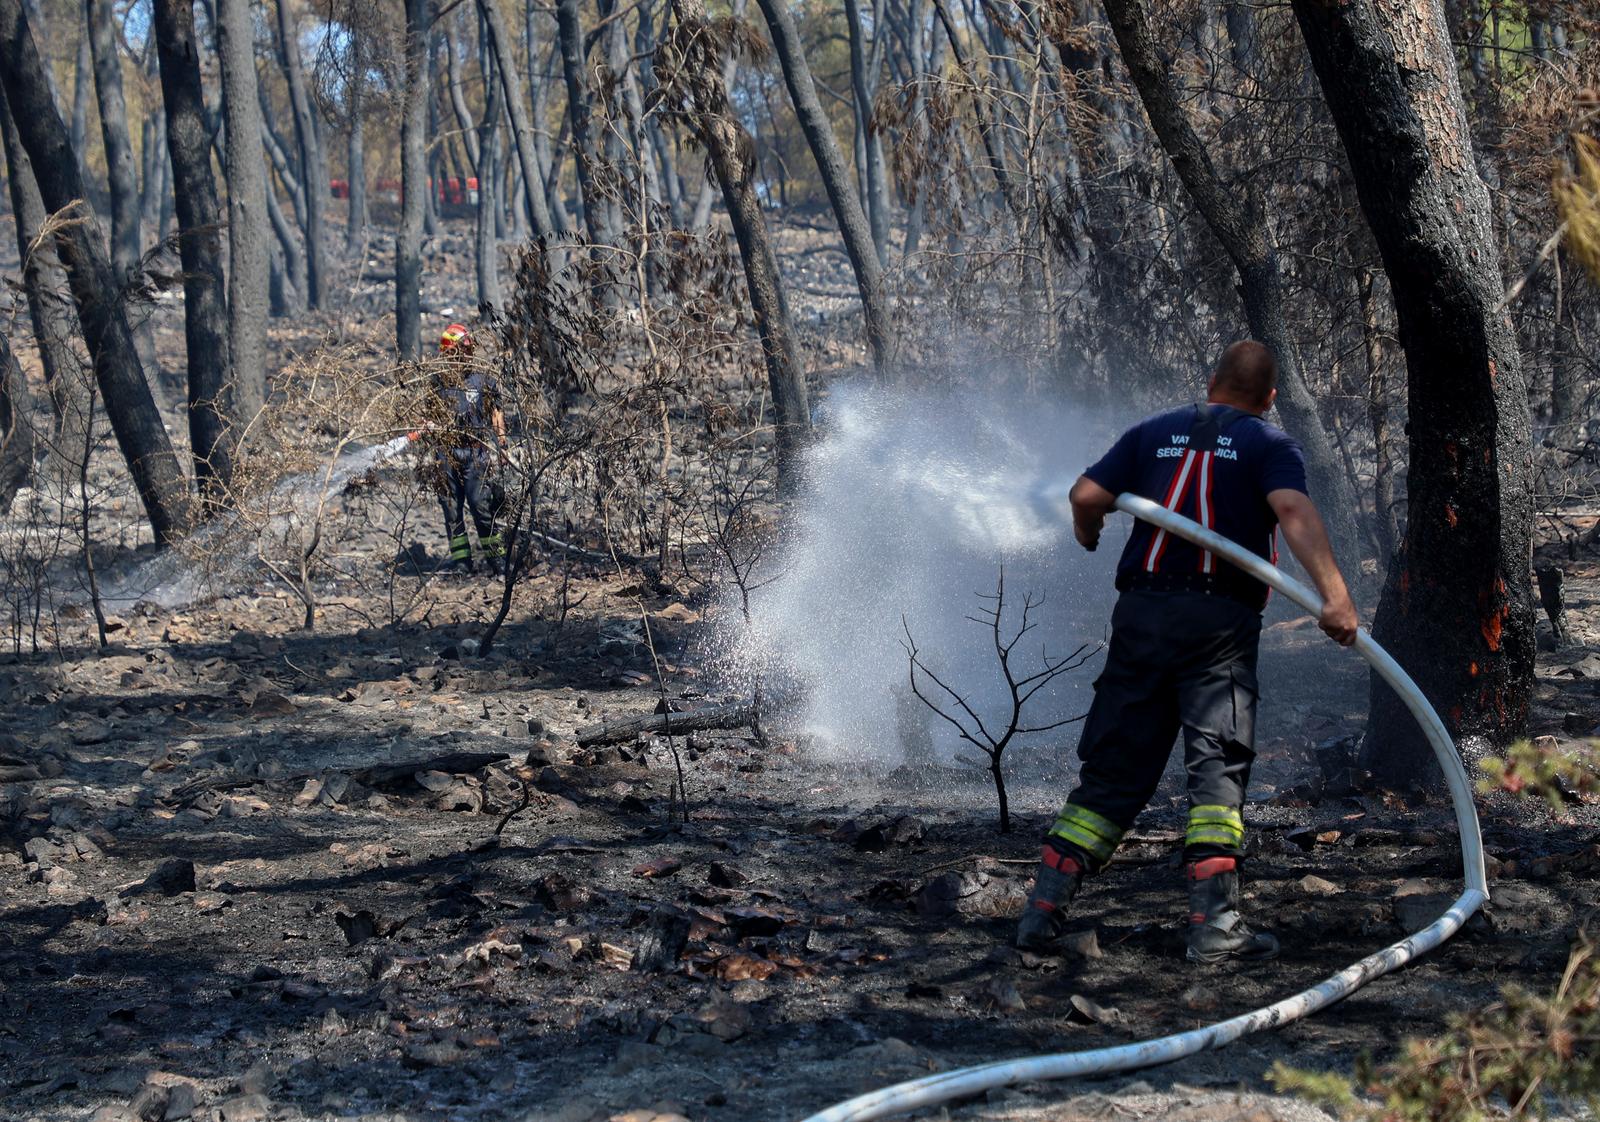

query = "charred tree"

[
  {"left": 844, "top": 0, "right": 890, "bottom": 267},
  {"left": 1098, "top": 0, "right": 1361, "bottom": 567},
  {"left": 0, "top": 321, "right": 39, "bottom": 510},
  {"left": 153, "top": 0, "right": 235, "bottom": 494},
  {"left": 660, "top": 0, "right": 811, "bottom": 488},
  {"left": 396, "top": 0, "right": 432, "bottom": 361},
  {"left": 477, "top": 0, "right": 556, "bottom": 238},
  {"left": 345, "top": 27, "right": 369, "bottom": 254},
  {"left": 1293, "top": 0, "right": 1535, "bottom": 783},
  {"left": 475, "top": 20, "right": 505, "bottom": 310},
  {"left": 555, "top": 0, "right": 611, "bottom": 249},
  {"left": 0, "top": 0, "right": 192, "bottom": 541},
  {"left": 215, "top": 0, "right": 270, "bottom": 423},
  {"left": 0, "top": 80, "right": 90, "bottom": 457},
  {"left": 753, "top": 0, "right": 892, "bottom": 373},
  {"left": 275, "top": 0, "right": 327, "bottom": 309},
  {"left": 86, "top": 0, "right": 142, "bottom": 281}
]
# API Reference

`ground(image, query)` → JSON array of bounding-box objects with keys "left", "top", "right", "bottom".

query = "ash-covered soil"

[
  {"left": 1, "top": 567, "right": 1596, "bottom": 1122},
  {"left": 5, "top": 215, "right": 1600, "bottom": 1122}
]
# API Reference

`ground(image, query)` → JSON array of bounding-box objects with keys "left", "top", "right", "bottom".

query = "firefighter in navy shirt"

[{"left": 1016, "top": 341, "right": 1358, "bottom": 963}]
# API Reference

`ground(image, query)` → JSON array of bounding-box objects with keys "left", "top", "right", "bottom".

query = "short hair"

[{"left": 1210, "top": 341, "right": 1278, "bottom": 407}]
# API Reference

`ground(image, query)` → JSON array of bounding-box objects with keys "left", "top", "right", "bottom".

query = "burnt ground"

[
  {"left": 4, "top": 217, "right": 1600, "bottom": 1122},
  {"left": 1, "top": 560, "right": 1597, "bottom": 1122}
]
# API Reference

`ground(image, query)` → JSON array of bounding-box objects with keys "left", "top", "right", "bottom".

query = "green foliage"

[
  {"left": 1476, "top": 737, "right": 1600, "bottom": 812},
  {"left": 1274, "top": 731, "right": 1600, "bottom": 1120},
  {"left": 1270, "top": 935, "right": 1600, "bottom": 1120}
]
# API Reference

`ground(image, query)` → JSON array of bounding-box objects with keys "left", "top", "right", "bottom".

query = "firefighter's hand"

[
  {"left": 1074, "top": 522, "right": 1099, "bottom": 552},
  {"left": 1319, "top": 592, "right": 1359, "bottom": 647}
]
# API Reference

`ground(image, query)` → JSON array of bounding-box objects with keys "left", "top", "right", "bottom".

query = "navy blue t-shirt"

[{"left": 1084, "top": 404, "right": 1308, "bottom": 600}]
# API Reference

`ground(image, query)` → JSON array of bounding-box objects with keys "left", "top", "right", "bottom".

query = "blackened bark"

[
  {"left": 1100, "top": 0, "right": 1362, "bottom": 567},
  {"left": 152, "top": 0, "right": 235, "bottom": 493},
  {"left": 1293, "top": 0, "right": 1535, "bottom": 783},
  {"left": 0, "top": 79, "right": 90, "bottom": 455},
  {"left": 0, "top": 319, "right": 38, "bottom": 510},
  {"left": 664, "top": 0, "right": 811, "bottom": 488},
  {"left": 475, "top": 21, "right": 504, "bottom": 309},
  {"left": 527, "top": 3, "right": 572, "bottom": 235},
  {"left": 444, "top": 26, "right": 482, "bottom": 171},
  {"left": 346, "top": 85, "right": 368, "bottom": 253},
  {"left": 396, "top": 0, "right": 431, "bottom": 361},
  {"left": 753, "top": 0, "right": 892, "bottom": 373},
  {"left": 86, "top": 0, "right": 142, "bottom": 281},
  {"left": 1357, "top": 266, "right": 1398, "bottom": 559},
  {"left": 478, "top": 0, "right": 555, "bottom": 238},
  {"left": 275, "top": 0, "right": 327, "bottom": 308},
  {"left": 215, "top": 0, "right": 270, "bottom": 423},
  {"left": 555, "top": 0, "right": 609, "bottom": 248},
  {"left": 265, "top": 164, "right": 307, "bottom": 312},
  {"left": 70, "top": 34, "right": 90, "bottom": 165},
  {"left": 0, "top": 0, "right": 191, "bottom": 541},
  {"left": 844, "top": 0, "right": 890, "bottom": 267},
  {"left": 0, "top": 330, "right": 35, "bottom": 481}
]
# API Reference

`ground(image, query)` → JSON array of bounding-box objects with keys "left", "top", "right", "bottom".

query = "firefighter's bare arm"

[
  {"left": 1267, "top": 488, "right": 1358, "bottom": 646},
  {"left": 492, "top": 407, "right": 508, "bottom": 451},
  {"left": 1069, "top": 475, "right": 1117, "bottom": 552}
]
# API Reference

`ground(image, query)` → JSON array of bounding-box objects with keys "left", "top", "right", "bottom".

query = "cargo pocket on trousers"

[{"left": 1228, "top": 663, "right": 1259, "bottom": 751}]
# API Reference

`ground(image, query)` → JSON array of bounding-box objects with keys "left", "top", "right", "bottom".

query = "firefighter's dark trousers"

[
  {"left": 1049, "top": 589, "right": 1261, "bottom": 871},
  {"left": 437, "top": 453, "right": 502, "bottom": 563}
]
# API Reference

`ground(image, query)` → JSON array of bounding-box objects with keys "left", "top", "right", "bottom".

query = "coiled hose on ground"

[{"left": 799, "top": 493, "right": 1489, "bottom": 1122}]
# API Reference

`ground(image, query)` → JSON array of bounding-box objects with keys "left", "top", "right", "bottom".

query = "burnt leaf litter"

[{"left": 2, "top": 574, "right": 1598, "bottom": 1122}]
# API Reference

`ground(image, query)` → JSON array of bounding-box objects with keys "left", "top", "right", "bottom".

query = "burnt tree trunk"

[
  {"left": 474, "top": 19, "right": 504, "bottom": 310},
  {"left": 0, "top": 325, "right": 38, "bottom": 511},
  {"left": 396, "top": 0, "right": 432, "bottom": 361},
  {"left": 215, "top": 0, "right": 270, "bottom": 423},
  {"left": 844, "top": 0, "right": 890, "bottom": 267},
  {"left": 555, "top": 0, "right": 610, "bottom": 249},
  {"left": 345, "top": 37, "right": 369, "bottom": 255},
  {"left": 478, "top": 0, "right": 556, "bottom": 238},
  {"left": 526, "top": 0, "right": 572, "bottom": 235},
  {"left": 86, "top": 0, "right": 142, "bottom": 281},
  {"left": 1293, "top": 0, "right": 1535, "bottom": 783},
  {"left": 0, "top": 79, "right": 90, "bottom": 462},
  {"left": 1100, "top": 0, "right": 1362, "bottom": 567},
  {"left": 663, "top": 0, "right": 811, "bottom": 489},
  {"left": 1357, "top": 266, "right": 1398, "bottom": 559},
  {"left": 153, "top": 0, "right": 235, "bottom": 494},
  {"left": 0, "top": 0, "right": 192, "bottom": 542},
  {"left": 753, "top": 0, "right": 891, "bottom": 373},
  {"left": 275, "top": 0, "right": 327, "bottom": 309}
]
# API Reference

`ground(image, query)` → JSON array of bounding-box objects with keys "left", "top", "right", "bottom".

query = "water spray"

[{"left": 798, "top": 492, "right": 1488, "bottom": 1122}]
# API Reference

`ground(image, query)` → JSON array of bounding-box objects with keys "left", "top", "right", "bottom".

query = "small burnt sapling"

[{"left": 902, "top": 567, "right": 1098, "bottom": 831}]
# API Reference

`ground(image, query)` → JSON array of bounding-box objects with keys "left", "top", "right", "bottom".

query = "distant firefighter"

[{"left": 423, "top": 323, "right": 508, "bottom": 576}]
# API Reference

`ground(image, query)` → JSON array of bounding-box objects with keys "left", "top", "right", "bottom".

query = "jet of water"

[{"left": 718, "top": 384, "right": 1128, "bottom": 771}]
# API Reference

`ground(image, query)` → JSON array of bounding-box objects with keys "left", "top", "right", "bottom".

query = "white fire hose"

[{"left": 799, "top": 492, "right": 1488, "bottom": 1122}]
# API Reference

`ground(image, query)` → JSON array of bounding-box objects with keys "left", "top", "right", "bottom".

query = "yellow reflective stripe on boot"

[
  {"left": 449, "top": 535, "right": 472, "bottom": 560},
  {"left": 1186, "top": 804, "right": 1244, "bottom": 849},
  {"left": 480, "top": 533, "right": 503, "bottom": 558},
  {"left": 1049, "top": 804, "right": 1125, "bottom": 864}
]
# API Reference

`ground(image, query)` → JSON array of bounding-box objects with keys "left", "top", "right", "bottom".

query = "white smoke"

[{"left": 718, "top": 384, "right": 1131, "bottom": 772}]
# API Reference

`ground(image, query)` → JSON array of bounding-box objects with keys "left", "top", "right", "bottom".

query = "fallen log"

[{"left": 576, "top": 700, "right": 758, "bottom": 747}]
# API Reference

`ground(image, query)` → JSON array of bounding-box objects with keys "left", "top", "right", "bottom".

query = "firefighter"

[
  {"left": 428, "top": 323, "right": 508, "bottom": 576},
  {"left": 1017, "top": 341, "right": 1358, "bottom": 963}
]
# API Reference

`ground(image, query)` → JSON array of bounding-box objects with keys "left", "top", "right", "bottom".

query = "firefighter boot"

[
  {"left": 1015, "top": 842, "right": 1084, "bottom": 950},
  {"left": 1186, "top": 857, "right": 1279, "bottom": 964}
]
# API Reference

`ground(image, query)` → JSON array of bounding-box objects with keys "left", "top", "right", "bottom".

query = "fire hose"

[{"left": 798, "top": 491, "right": 1489, "bottom": 1122}]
